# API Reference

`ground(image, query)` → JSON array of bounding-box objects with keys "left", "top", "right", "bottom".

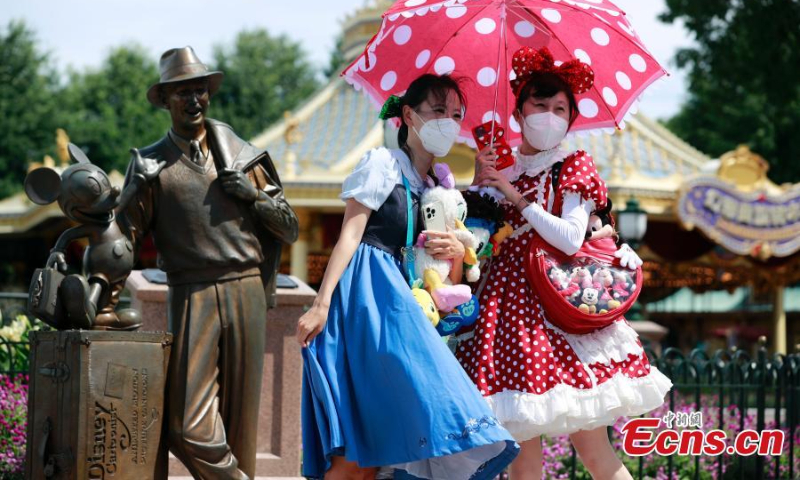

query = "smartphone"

[
  {"left": 473, "top": 124, "right": 489, "bottom": 145},
  {"left": 471, "top": 121, "right": 516, "bottom": 171},
  {"left": 423, "top": 200, "right": 448, "bottom": 232},
  {"left": 472, "top": 122, "right": 495, "bottom": 149}
]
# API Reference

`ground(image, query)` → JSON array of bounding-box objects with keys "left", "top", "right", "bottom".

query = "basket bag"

[{"left": 526, "top": 235, "right": 642, "bottom": 334}]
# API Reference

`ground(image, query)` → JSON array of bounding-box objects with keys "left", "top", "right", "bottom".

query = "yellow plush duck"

[{"left": 412, "top": 288, "right": 440, "bottom": 327}]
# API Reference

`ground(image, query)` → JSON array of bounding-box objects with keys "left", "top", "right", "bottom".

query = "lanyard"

[{"left": 401, "top": 175, "right": 417, "bottom": 287}]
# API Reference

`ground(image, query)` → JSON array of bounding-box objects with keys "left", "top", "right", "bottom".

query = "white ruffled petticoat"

[{"left": 485, "top": 320, "right": 672, "bottom": 441}]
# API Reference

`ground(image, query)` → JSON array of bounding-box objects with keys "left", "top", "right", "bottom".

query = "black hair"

[
  {"left": 397, "top": 74, "right": 467, "bottom": 150},
  {"left": 515, "top": 72, "right": 579, "bottom": 126},
  {"left": 394, "top": 74, "right": 466, "bottom": 185}
]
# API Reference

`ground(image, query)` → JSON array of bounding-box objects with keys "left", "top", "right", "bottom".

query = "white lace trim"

[
  {"left": 509, "top": 224, "right": 533, "bottom": 240},
  {"left": 545, "top": 319, "right": 644, "bottom": 365},
  {"left": 485, "top": 368, "right": 672, "bottom": 442},
  {"left": 505, "top": 148, "right": 571, "bottom": 183},
  {"left": 391, "top": 442, "right": 508, "bottom": 480}
]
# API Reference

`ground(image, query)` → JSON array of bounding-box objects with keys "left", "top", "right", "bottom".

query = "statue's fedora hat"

[{"left": 147, "top": 46, "right": 223, "bottom": 107}]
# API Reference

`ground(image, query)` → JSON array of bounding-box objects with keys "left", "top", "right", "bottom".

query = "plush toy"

[
  {"left": 465, "top": 218, "right": 494, "bottom": 261},
  {"left": 592, "top": 267, "right": 612, "bottom": 289},
  {"left": 414, "top": 164, "right": 479, "bottom": 312},
  {"left": 592, "top": 266, "right": 613, "bottom": 297},
  {"left": 612, "top": 271, "right": 632, "bottom": 301},
  {"left": 606, "top": 298, "right": 621, "bottom": 311},
  {"left": 436, "top": 295, "right": 480, "bottom": 336},
  {"left": 412, "top": 288, "right": 440, "bottom": 327},
  {"left": 549, "top": 265, "right": 581, "bottom": 302},
  {"left": 571, "top": 266, "right": 593, "bottom": 289},
  {"left": 463, "top": 190, "right": 506, "bottom": 262},
  {"left": 585, "top": 198, "right": 616, "bottom": 241},
  {"left": 578, "top": 286, "right": 600, "bottom": 314},
  {"left": 490, "top": 223, "right": 514, "bottom": 256}
]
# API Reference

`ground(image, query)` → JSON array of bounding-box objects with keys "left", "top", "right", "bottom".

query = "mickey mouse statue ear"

[
  {"left": 24, "top": 167, "right": 61, "bottom": 205},
  {"left": 67, "top": 143, "right": 91, "bottom": 164}
]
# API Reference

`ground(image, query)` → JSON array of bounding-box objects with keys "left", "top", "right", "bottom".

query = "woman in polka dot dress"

[{"left": 458, "top": 47, "right": 672, "bottom": 480}]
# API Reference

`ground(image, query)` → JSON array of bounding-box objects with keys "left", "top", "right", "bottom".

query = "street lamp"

[{"left": 617, "top": 197, "right": 648, "bottom": 249}]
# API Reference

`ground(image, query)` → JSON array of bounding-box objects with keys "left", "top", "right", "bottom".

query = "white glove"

[{"left": 615, "top": 243, "right": 643, "bottom": 270}]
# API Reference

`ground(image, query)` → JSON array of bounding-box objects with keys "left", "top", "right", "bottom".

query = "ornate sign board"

[{"left": 678, "top": 147, "right": 800, "bottom": 260}]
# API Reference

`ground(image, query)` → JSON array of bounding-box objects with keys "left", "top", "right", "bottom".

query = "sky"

[{"left": 3, "top": 0, "right": 694, "bottom": 120}]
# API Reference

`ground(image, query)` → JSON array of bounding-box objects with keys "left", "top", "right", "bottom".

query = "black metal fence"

[
  {"left": 552, "top": 342, "right": 800, "bottom": 479},
  {"left": 639, "top": 342, "right": 800, "bottom": 479}
]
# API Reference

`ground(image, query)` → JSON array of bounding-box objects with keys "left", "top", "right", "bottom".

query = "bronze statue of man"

[{"left": 120, "top": 46, "right": 299, "bottom": 479}]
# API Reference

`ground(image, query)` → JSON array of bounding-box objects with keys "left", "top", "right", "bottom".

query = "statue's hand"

[
  {"left": 130, "top": 148, "right": 166, "bottom": 182},
  {"left": 219, "top": 168, "right": 259, "bottom": 204},
  {"left": 46, "top": 251, "right": 67, "bottom": 273}
]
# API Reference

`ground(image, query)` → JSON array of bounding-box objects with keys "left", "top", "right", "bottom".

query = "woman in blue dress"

[{"left": 297, "top": 74, "right": 519, "bottom": 479}]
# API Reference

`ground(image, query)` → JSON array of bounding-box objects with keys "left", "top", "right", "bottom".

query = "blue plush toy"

[{"left": 435, "top": 295, "right": 480, "bottom": 336}]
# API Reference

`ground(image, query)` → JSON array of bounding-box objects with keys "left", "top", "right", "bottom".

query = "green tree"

[
  {"left": 59, "top": 45, "right": 170, "bottom": 174},
  {"left": 661, "top": 0, "right": 800, "bottom": 184},
  {"left": 0, "top": 21, "right": 60, "bottom": 197},
  {"left": 211, "top": 29, "right": 320, "bottom": 140},
  {"left": 325, "top": 34, "right": 346, "bottom": 79}
]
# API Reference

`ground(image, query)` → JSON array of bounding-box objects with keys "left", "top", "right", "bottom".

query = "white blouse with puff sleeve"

[{"left": 340, "top": 147, "right": 426, "bottom": 210}]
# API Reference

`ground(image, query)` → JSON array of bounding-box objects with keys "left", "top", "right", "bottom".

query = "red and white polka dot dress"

[{"left": 456, "top": 150, "right": 671, "bottom": 441}]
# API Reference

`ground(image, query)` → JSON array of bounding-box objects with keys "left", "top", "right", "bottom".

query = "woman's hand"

[
  {"left": 296, "top": 303, "right": 329, "bottom": 347},
  {"left": 424, "top": 229, "right": 465, "bottom": 261},
  {"left": 473, "top": 146, "right": 497, "bottom": 186},
  {"left": 480, "top": 167, "right": 522, "bottom": 204}
]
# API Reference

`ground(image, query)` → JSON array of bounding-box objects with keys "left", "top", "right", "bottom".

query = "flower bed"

[
  {"left": 0, "top": 374, "right": 27, "bottom": 478},
  {"left": 542, "top": 394, "right": 800, "bottom": 479}
]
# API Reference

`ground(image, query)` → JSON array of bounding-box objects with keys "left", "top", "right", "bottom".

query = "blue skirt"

[{"left": 302, "top": 243, "right": 518, "bottom": 479}]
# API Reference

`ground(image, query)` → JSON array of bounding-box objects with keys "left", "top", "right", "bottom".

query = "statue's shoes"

[
  {"left": 60, "top": 274, "right": 96, "bottom": 329},
  {"left": 92, "top": 309, "right": 142, "bottom": 331}
]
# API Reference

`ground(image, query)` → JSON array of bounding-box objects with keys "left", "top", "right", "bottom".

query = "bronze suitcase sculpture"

[
  {"left": 25, "top": 330, "right": 171, "bottom": 479},
  {"left": 27, "top": 267, "right": 66, "bottom": 329}
]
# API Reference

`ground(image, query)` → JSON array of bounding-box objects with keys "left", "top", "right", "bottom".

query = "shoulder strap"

[
  {"left": 551, "top": 161, "right": 564, "bottom": 192},
  {"left": 547, "top": 160, "right": 565, "bottom": 216}
]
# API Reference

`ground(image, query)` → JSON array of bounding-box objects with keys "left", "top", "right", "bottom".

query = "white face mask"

[
  {"left": 521, "top": 112, "right": 569, "bottom": 151},
  {"left": 412, "top": 111, "right": 460, "bottom": 157}
]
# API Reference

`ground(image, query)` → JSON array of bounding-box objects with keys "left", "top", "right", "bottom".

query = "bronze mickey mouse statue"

[{"left": 25, "top": 143, "right": 164, "bottom": 330}]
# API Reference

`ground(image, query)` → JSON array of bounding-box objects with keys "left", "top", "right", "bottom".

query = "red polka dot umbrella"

[{"left": 343, "top": 0, "right": 667, "bottom": 146}]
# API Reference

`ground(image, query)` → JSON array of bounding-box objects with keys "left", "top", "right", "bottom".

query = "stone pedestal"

[
  {"left": 126, "top": 271, "right": 169, "bottom": 333},
  {"left": 125, "top": 271, "right": 315, "bottom": 477},
  {"left": 25, "top": 330, "right": 171, "bottom": 480}
]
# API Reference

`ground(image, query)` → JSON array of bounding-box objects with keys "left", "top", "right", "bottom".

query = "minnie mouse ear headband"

[{"left": 510, "top": 46, "right": 594, "bottom": 98}]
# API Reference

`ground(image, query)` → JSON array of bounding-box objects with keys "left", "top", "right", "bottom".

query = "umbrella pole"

[{"left": 488, "top": 3, "right": 508, "bottom": 152}]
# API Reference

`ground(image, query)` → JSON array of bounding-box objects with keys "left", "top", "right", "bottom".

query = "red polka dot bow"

[{"left": 511, "top": 47, "right": 595, "bottom": 97}]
